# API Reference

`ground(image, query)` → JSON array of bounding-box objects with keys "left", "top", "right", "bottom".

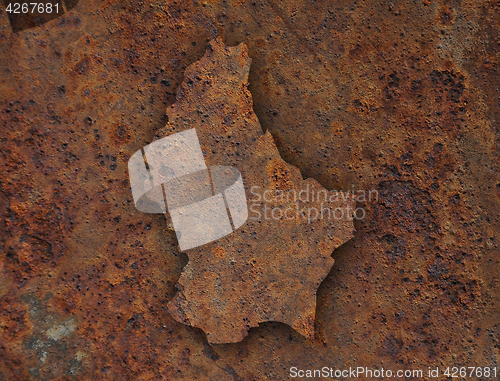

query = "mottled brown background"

[{"left": 0, "top": 0, "right": 499, "bottom": 380}]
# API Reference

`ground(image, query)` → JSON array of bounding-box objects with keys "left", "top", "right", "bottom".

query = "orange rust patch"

[
  {"left": 319, "top": 241, "right": 330, "bottom": 253},
  {"left": 213, "top": 247, "right": 225, "bottom": 258},
  {"left": 266, "top": 158, "right": 294, "bottom": 191},
  {"left": 292, "top": 314, "right": 315, "bottom": 339}
]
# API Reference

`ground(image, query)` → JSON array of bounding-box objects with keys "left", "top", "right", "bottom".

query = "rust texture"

[
  {"left": 0, "top": 0, "right": 499, "bottom": 379},
  {"left": 160, "top": 38, "right": 355, "bottom": 344}
]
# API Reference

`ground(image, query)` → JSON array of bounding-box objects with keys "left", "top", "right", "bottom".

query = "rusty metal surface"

[
  {"left": 0, "top": 0, "right": 499, "bottom": 379},
  {"left": 161, "top": 38, "right": 355, "bottom": 344}
]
